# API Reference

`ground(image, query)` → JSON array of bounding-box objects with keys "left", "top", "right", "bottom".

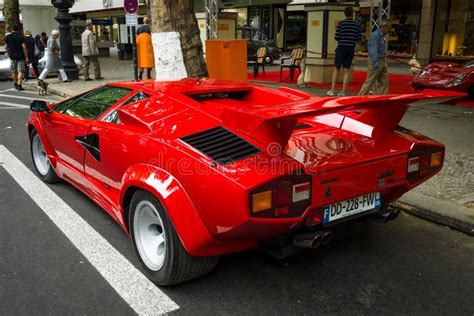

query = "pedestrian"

[
  {"left": 327, "top": 6, "right": 363, "bottom": 96},
  {"left": 38, "top": 30, "right": 71, "bottom": 83},
  {"left": 358, "top": 19, "right": 391, "bottom": 95},
  {"left": 137, "top": 17, "right": 151, "bottom": 35},
  {"left": 81, "top": 21, "right": 103, "bottom": 81},
  {"left": 24, "top": 31, "right": 40, "bottom": 81},
  {"left": 5, "top": 24, "right": 29, "bottom": 91},
  {"left": 35, "top": 32, "right": 47, "bottom": 59},
  {"left": 136, "top": 31, "right": 154, "bottom": 80}
]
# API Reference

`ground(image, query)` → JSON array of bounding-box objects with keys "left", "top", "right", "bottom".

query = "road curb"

[
  {"left": 391, "top": 201, "right": 474, "bottom": 236},
  {"left": 23, "top": 81, "right": 70, "bottom": 98}
]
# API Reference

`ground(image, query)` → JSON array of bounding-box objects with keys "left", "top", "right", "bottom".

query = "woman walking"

[
  {"left": 38, "top": 30, "right": 71, "bottom": 83},
  {"left": 24, "top": 31, "right": 40, "bottom": 81}
]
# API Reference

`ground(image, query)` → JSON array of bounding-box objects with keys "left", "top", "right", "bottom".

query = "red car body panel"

[
  {"left": 27, "top": 79, "right": 465, "bottom": 257},
  {"left": 412, "top": 61, "right": 474, "bottom": 92}
]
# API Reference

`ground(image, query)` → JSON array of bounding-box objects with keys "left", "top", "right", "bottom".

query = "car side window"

[
  {"left": 102, "top": 91, "right": 149, "bottom": 124},
  {"left": 241, "top": 29, "right": 251, "bottom": 40},
  {"left": 54, "top": 86, "right": 132, "bottom": 120},
  {"left": 251, "top": 30, "right": 267, "bottom": 41}
]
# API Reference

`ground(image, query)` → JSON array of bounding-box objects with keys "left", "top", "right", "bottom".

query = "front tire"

[
  {"left": 30, "top": 129, "right": 60, "bottom": 183},
  {"left": 129, "top": 190, "right": 219, "bottom": 286}
]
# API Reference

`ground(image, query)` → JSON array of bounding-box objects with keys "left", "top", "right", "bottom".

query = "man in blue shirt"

[
  {"left": 327, "top": 6, "right": 363, "bottom": 96},
  {"left": 358, "top": 20, "right": 391, "bottom": 95}
]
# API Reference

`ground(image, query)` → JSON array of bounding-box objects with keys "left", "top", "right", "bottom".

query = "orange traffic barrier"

[{"left": 206, "top": 39, "right": 247, "bottom": 81}]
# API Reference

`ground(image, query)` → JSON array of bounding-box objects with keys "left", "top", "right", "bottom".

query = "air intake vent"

[{"left": 181, "top": 126, "right": 261, "bottom": 165}]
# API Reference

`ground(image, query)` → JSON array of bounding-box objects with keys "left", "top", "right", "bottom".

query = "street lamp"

[{"left": 51, "top": 0, "right": 79, "bottom": 80}]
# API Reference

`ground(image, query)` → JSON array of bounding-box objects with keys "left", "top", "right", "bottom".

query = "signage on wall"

[
  {"left": 125, "top": 14, "right": 138, "bottom": 26},
  {"left": 124, "top": 0, "right": 139, "bottom": 14}
]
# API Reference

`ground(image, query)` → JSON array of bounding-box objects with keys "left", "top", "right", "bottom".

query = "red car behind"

[{"left": 412, "top": 60, "right": 474, "bottom": 98}]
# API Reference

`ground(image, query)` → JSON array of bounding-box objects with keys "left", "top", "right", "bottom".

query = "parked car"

[
  {"left": 0, "top": 53, "right": 84, "bottom": 80},
  {"left": 27, "top": 80, "right": 463, "bottom": 285},
  {"left": 237, "top": 26, "right": 282, "bottom": 65},
  {"left": 0, "top": 54, "right": 12, "bottom": 80},
  {"left": 412, "top": 60, "right": 474, "bottom": 98}
]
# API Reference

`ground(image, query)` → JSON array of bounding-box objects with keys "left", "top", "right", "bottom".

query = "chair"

[
  {"left": 253, "top": 47, "right": 267, "bottom": 78},
  {"left": 280, "top": 48, "right": 305, "bottom": 82}
]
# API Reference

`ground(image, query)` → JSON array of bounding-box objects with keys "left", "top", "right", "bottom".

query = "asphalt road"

[{"left": 0, "top": 81, "right": 473, "bottom": 315}]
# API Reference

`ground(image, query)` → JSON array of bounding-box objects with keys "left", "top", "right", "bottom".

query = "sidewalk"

[
  {"left": 25, "top": 55, "right": 473, "bottom": 235},
  {"left": 25, "top": 56, "right": 146, "bottom": 97}
]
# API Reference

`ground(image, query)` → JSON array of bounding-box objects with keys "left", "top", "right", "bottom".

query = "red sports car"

[
  {"left": 412, "top": 60, "right": 474, "bottom": 98},
  {"left": 27, "top": 79, "right": 463, "bottom": 285}
]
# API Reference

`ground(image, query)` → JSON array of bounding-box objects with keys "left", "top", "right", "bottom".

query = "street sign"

[
  {"left": 125, "top": 13, "right": 138, "bottom": 26},
  {"left": 124, "top": 0, "right": 138, "bottom": 14}
]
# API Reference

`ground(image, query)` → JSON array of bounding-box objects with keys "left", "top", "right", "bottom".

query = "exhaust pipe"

[
  {"left": 368, "top": 210, "right": 400, "bottom": 223},
  {"left": 389, "top": 210, "right": 400, "bottom": 221},
  {"left": 293, "top": 233, "right": 322, "bottom": 249},
  {"left": 368, "top": 211, "right": 392, "bottom": 223},
  {"left": 321, "top": 231, "right": 332, "bottom": 246}
]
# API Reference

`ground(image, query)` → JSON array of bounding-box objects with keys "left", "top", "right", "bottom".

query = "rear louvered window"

[{"left": 181, "top": 127, "right": 261, "bottom": 165}]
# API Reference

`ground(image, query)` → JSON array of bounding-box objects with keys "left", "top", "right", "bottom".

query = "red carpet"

[{"left": 248, "top": 70, "right": 473, "bottom": 108}]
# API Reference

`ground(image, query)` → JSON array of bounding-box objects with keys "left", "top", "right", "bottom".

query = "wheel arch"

[
  {"left": 120, "top": 164, "right": 226, "bottom": 257},
  {"left": 27, "top": 118, "right": 56, "bottom": 159}
]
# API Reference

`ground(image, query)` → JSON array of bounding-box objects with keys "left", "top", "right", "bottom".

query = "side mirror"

[{"left": 30, "top": 100, "right": 49, "bottom": 113}]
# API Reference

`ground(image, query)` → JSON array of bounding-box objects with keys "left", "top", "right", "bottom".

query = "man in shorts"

[
  {"left": 5, "top": 24, "right": 29, "bottom": 91},
  {"left": 327, "top": 6, "right": 363, "bottom": 96}
]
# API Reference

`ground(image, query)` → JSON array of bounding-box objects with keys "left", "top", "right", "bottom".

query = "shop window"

[
  {"left": 432, "top": 0, "right": 474, "bottom": 60},
  {"left": 286, "top": 12, "right": 307, "bottom": 49}
]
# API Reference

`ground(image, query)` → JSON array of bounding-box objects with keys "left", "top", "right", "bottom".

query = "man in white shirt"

[{"left": 81, "top": 22, "right": 103, "bottom": 81}]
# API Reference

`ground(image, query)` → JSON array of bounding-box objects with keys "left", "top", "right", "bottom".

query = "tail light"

[
  {"left": 406, "top": 146, "right": 444, "bottom": 184},
  {"left": 250, "top": 174, "right": 312, "bottom": 218}
]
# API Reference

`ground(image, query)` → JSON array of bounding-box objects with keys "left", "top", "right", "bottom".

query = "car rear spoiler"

[{"left": 221, "top": 89, "right": 465, "bottom": 148}]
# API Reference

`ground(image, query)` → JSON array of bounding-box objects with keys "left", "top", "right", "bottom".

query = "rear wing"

[{"left": 221, "top": 89, "right": 465, "bottom": 148}]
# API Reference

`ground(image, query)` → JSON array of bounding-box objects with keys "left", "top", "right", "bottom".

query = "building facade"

[{"left": 0, "top": 0, "right": 58, "bottom": 43}]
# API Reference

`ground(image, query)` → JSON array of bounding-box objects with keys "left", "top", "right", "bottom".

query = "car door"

[
  {"left": 84, "top": 91, "right": 149, "bottom": 192},
  {"left": 43, "top": 86, "right": 133, "bottom": 182},
  {"left": 241, "top": 29, "right": 257, "bottom": 59},
  {"left": 42, "top": 93, "right": 93, "bottom": 174}
]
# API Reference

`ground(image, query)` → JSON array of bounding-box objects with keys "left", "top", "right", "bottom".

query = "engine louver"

[{"left": 181, "top": 126, "right": 261, "bottom": 165}]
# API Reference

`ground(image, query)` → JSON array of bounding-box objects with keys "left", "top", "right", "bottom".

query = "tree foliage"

[{"left": 3, "top": 0, "right": 20, "bottom": 31}]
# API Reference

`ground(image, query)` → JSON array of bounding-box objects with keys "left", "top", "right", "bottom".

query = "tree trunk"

[
  {"left": 3, "top": 0, "right": 20, "bottom": 32},
  {"left": 150, "top": 0, "right": 208, "bottom": 78}
]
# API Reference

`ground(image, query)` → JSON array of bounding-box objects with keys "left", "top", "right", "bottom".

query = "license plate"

[{"left": 323, "top": 192, "right": 381, "bottom": 224}]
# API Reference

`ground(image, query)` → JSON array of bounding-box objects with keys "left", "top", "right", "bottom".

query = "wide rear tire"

[{"left": 129, "top": 190, "right": 219, "bottom": 286}]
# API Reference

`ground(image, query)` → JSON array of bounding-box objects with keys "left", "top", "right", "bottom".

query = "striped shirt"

[{"left": 335, "top": 19, "right": 363, "bottom": 47}]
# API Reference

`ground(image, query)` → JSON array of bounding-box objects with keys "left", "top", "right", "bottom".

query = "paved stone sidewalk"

[
  {"left": 24, "top": 56, "right": 141, "bottom": 97},
  {"left": 24, "top": 56, "right": 473, "bottom": 235}
]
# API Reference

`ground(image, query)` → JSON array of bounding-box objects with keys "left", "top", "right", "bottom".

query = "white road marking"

[
  {"left": 0, "top": 106, "right": 27, "bottom": 110},
  {"left": 0, "top": 145, "right": 180, "bottom": 315},
  {"left": 0, "top": 101, "right": 29, "bottom": 108},
  {"left": 0, "top": 93, "right": 56, "bottom": 103}
]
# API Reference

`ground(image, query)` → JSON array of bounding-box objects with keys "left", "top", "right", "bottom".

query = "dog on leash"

[{"left": 37, "top": 80, "right": 49, "bottom": 96}]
